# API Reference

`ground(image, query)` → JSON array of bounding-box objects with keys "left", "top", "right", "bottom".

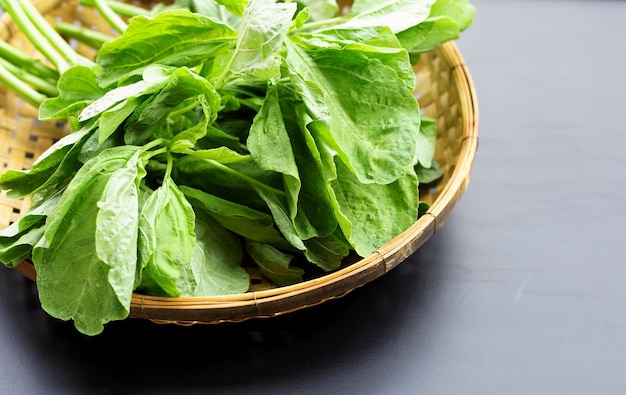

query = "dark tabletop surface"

[{"left": 2, "top": 0, "right": 626, "bottom": 393}]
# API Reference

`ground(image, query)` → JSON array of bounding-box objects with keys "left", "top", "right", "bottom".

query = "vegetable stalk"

[
  {"left": 54, "top": 21, "right": 115, "bottom": 50},
  {"left": 0, "top": 61, "right": 47, "bottom": 107},
  {"left": 0, "top": 0, "right": 70, "bottom": 72},
  {"left": 91, "top": 0, "right": 128, "bottom": 34},
  {"left": 20, "top": 0, "right": 93, "bottom": 66},
  {"left": 79, "top": 0, "right": 149, "bottom": 18}
]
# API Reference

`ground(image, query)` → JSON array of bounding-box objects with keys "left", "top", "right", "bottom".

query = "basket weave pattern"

[{"left": 0, "top": 0, "right": 478, "bottom": 325}]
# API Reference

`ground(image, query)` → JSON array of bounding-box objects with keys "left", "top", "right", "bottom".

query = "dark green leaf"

[{"left": 245, "top": 240, "right": 304, "bottom": 286}]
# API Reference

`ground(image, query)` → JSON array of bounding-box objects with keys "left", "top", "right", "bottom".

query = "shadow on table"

[{"left": 0, "top": 231, "right": 451, "bottom": 393}]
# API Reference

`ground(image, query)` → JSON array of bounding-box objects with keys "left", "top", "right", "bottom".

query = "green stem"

[
  {"left": 141, "top": 138, "right": 167, "bottom": 153},
  {"left": 0, "top": 57, "right": 58, "bottom": 97},
  {"left": 194, "top": 155, "right": 286, "bottom": 197},
  {"left": 0, "top": 40, "right": 58, "bottom": 82},
  {"left": 0, "top": 0, "right": 69, "bottom": 72},
  {"left": 92, "top": 0, "right": 128, "bottom": 34},
  {"left": 294, "top": 15, "right": 348, "bottom": 32},
  {"left": 55, "top": 21, "right": 114, "bottom": 50},
  {"left": 79, "top": 0, "right": 150, "bottom": 18},
  {"left": 214, "top": 53, "right": 236, "bottom": 91},
  {"left": 168, "top": 100, "right": 200, "bottom": 119},
  {"left": 20, "top": 0, "right": 92, "bottom": 66},
  {"left": 163, "top": 153, "right": 173, "bottom": 181},
  {"left": 0, "top": 62, "right": 47, "bottom": 108}
]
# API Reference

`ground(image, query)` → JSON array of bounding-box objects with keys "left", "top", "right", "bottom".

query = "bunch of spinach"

[{"left": 0, "top": 0, "right": 475, "bottom": 335}]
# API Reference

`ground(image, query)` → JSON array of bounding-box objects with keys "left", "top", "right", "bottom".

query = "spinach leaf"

[
  {"left": 124, "top": 67, "right": 219, "bottom": 146},
  {"left": 0, "top": 127, "right": 91, "bottom": 199},
  {"left": 396, "top": 0, "right": 476, "bottom": 58},
  {"left": 182, "top": 213, "right": 249, "bottom": 296},
  {"left": 245, "top": 240, "right": 304, "bottom": 286},
  {"left": 38, "top": 65, "right": 104, "bottom": 120},
  {"left": 185, "top": 147, "right": 252, "bottom": 164},
  {"left": 285, "top": 36, "right": 420, "bottom": 184},
  {"left": 248, "top": 82, "right": 304, "bottom": 234},
  {"left": 32, "top": 146, "right": 143, "bottom": 336},
  {"left": 211, "top": 0, "right": 249, "bottom": 17},
  {"left": 294, "top": 0, "right": 339, "bottom": 22},
  {"left": 302, "top": 229, "right": 351, "bottom": 271},
  {"left": 220, "top": 0, "right": 296, "bottom": 84},
  {"left": 415, "top": 116, "right": 438, "bottom": 168},
  {"left": 276, "top": 82, "right": 338, "bottom": 238},
  {"left": 0, "top": 191, "right": 61, "bottom": 267},
  {"left": 78, "top": 65, "right": 172, "bottom": 123},
  {"left": 173, "top": 155, "right": 282, "bottom": 212},
  {"left": 137, "top": 175, "right": 196, "bottom": 297},
  {"left": 299, "top": 26, "right": 415, "bottom": 90},
  {"left": 330, "top": 158, "right": 419, "bottom": 257},
  {"left": 343, "top": 0, "right": 436, "bottom": 33},
  {"left": 96, "top": 10, "right": 237, "bottom": 87},
  {"left": 416, "top": 160, "right": 443, "bottom": 184},
  {"left": 0, "top": 225, "right": 45, "bottom": 268},
  {"left": 181, "top": 185, "right": 289, "bottom": 247}
]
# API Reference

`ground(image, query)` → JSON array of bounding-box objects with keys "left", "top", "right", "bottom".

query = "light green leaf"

[
  {"left": 285, "top": 38, "right": 420, "bottom": 184},
  {"left": 125, "top": 67, "right": 220, "bottom": 145},
  {"left": 415, "top": 159, "right": 443, "bottom": 184},
  {"left": 0, "top": 225, "right": 44, "bottom": 268},
  {"left": 430, "top": 0, "right": 476, "bottom": 31},
  {"left": 33, "top": 146, "right": 143, "bottom": 336},
  {"left": 277, "top": 83, "right": 339, "bottom": 238},
  {"left": 213, "top": 0, "right": 249, "bottom": 17},
  {"left": 186, "top": 147, "right": 252, "bottom": 164},
  {"left": 169, "top": 95, "right": 213, "bottom": 153},
  {"left": 249, "top": 82, "right": 314, "bottom": 238},
  {"left": 0, "top": 189, "right": 62, "bottom": 267},
  {"left": 296, "top": 0, "right": 338, "bottom": 22},
  {"left": 97, "top": 96, "right": 141, "bottom": 144},
  {"left": 415, "top": 116, "right": 438, "bottom": 168},
  {"left": 183, "top": 213, "right": 249, "bottom": 296},
  {"left": 330, "top": 158, "right": 419, "bottom": 257},
  {"left": 137, "top": 176, "right": 196, "bottom": 297},
  {"left": 96, "top": 10, "right": 237, "bottom": 87},
  {"left": 173, "top": 156, "right": 276, "bottom": 211},
  {"left": 295, "top": 26, "right": 415, "bottom": 90},
  {"left": 39, "top": 65, "right": 104, "bottom": 120},
  {"left": 0, "top": 127, "right": 92, "bottom": 199},
  {"left": 222, "top": 0, "right": 297, "bottom": 83},
  {"left": 343, "top": 0, "right": 436, "bottom": 33},
  {"left": 189, "top": 0, "right": 242, "bottom": 29}
]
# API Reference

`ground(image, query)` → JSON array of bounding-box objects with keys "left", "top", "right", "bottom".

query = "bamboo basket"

[{"left": 0, "top": 0, "right": 478, "bottom": 325}]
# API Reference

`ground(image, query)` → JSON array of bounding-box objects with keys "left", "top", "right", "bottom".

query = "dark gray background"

[{"left": 2, "top": 0, "right": 626, "bottom": 393}]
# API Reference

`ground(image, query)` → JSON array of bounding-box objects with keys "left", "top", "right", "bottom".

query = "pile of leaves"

[{"left": 0, "top": 0, "right": 475, "bottom": 335}]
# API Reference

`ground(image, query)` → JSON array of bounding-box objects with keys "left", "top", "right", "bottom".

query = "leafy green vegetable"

[
  {"left": 184, "top": 213, "right": 249, "bottom": 296},
  {"left": 137, "top": 174, "right": 196, "bottom": 297},
  {"left": 33, "top": 146, "right": 143, "bottom": 336},
  {"left": 96, "top": 10, "right": 238, "bottom": 87},
  {"left": 246, "top": 240, "right": 304, "bottom": 286},
  {"left": 285, "top": 36, "right": 420, "bottom": 184},
  {"left": 0, "top": 0, "right": 475, "bottom": 335}
]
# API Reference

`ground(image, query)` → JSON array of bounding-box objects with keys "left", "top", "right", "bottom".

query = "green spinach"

[{"left": 0, "top": 0, "right": 475, "bottom": 335}]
